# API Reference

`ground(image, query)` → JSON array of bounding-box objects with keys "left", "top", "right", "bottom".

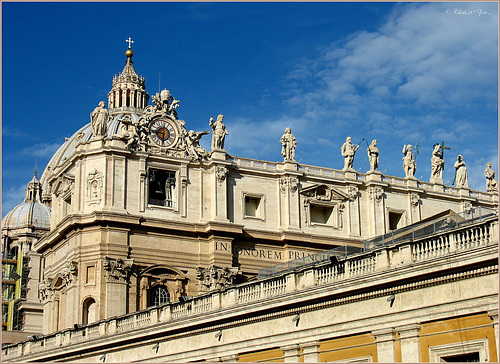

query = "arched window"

[
  {"left": 82, "top": 297, "right": 97, "bottom": 324},
  {"left": 149, "top": 285, "right": 170, "bottom": 307}
]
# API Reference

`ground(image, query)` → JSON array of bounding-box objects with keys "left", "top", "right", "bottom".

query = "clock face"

[{"left": 149, "top": 119, "right": 178, "bottom": 148}]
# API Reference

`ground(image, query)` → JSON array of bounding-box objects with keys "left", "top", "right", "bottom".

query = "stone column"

[
  {"left": 281, "top": 344, "right": 300, "bottom": 362},
  {"left": 300, "top": 341, "right": 320, "bottom": 362},
  {"left": 373, "top": 328, "right": 397, "bottom": 362},
  {"left": 397, "top": 323, "right": 421, "bottom": 362}
]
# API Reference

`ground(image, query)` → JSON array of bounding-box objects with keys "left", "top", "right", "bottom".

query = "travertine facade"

[
  {"left": 2, "top": 43, "right": 498, "bottom": 362},
  {"left": 3, "top": 213, "right": 498, "bottom": 362},
  {"left": 28, "top": 45, "right": 497, "bottom": 335}
]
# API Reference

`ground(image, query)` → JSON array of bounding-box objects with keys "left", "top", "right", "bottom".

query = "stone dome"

[
  {"left": 2, "top": 173, "right": 51, "bottom": 231},
  {"left": 40, "top": 113, "right": 140, "bottom": 186},
  {"left": 2, "top": 201, "right": 51, "bottom": 231}
]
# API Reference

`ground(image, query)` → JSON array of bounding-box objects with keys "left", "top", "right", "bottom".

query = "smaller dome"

[{"left": 2, "top": 201, "right": 51, "bottom": 231}]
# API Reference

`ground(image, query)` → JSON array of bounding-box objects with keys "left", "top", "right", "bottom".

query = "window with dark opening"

[
  {"left": 150, "top": 285, "right": 170, "bottom": 306},
  {"left": 441, "top": 352, "right": 480, "bottom": 362},
  {"left": 148, "top": 169, "right": 176, "bottom": 207},
  {"left": 245, "top": 196, "right": 261, "bottom": 218},
  {"left": 389, "top": 211, "right": 403, "bottom": 230}
]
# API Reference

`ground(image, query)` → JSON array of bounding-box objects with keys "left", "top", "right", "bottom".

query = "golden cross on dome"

[{"left": 125, "top": 37, "right": 134, "bottom": 48}]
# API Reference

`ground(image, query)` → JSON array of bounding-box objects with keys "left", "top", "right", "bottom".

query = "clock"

[{"left": 149, "top": 119, "right": 178, "bottom": 148}]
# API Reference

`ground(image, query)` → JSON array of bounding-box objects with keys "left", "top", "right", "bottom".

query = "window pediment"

[{"left": 300, "top": 184, "right": 348, "bottom": 203}]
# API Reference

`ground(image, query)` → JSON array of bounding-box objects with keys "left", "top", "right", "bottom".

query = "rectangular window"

[
  {"left": 310, "top": 204, "right": 335, "bottom": 225},
  {"left": 148, "top": 169, "right": 176, "bottom": 208},
  {"left": 441, "top": 352, "right": 480, "bottom": 362},
  {"left": 388, "top": 211, "right": 403, "bottom": 230},
  {"left": 245, "top": 196, "right": 261, "bottom": 217}
]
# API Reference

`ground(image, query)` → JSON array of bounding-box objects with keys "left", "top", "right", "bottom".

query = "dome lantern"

[{"left": 107, "top": 38, "right": 149, "bottom": 116}]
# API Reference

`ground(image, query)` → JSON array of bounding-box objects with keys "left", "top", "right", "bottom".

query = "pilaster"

[
  {"left": 300, "top": 341, "right": 320, "bottom": 362},
  {"left": 397, "top": 323, "right": 421, "bottom": 362},
  {"left": 281, "top": 344, "right": 300, "bottom": 362},
  {"left": 488, "top": 309, "right": 499, "bottom": 359},
  {"left": 373, "top": 328, "right": 397, "bottom": 362}
]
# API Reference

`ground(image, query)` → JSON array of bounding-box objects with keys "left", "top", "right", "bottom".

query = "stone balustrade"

[{"left": 2, "top": 217, "right": 497, "bottom": 360}]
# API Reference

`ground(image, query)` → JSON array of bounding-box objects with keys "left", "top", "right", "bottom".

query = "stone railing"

[
  {"left": 2, "top": 217, "right": 497, "bottom": 360},
  {"left": 229, "top": 157, "right": 496, "bottom": 203}
]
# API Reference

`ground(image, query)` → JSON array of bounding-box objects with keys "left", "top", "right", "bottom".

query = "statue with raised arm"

[
  {"left": 453, "top": 155, "right": 468, "bottom": 188},
  {"left": 209, "top": 114, "right": 229, "bottom": 150},
  {"left": 430, "top": 143, "right": 445, "bottom": 180},
  {"left": 402, "top": 144, "right": 416, "bottom": 178},
  {"left": 280, "top": 127, "right": 297, "bottom": 161},
  {"left": 484, "top": 163, "right": 497, "bottom": 192},
  {"left": 341, "top": 137, "right": 359, "bottom": 171},
  {"left": 90, "top": 101, "right": 109, "bottom": 138},
  {"left": 186, "top": 130, "right": 209, "bottom": 159},
  {"left": 367, "top": 139, "right": 379, "bottom": 171}
]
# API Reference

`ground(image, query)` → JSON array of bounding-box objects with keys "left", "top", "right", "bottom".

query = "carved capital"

[
  {"left": 347, "top": 185, "right": 359, "bottom": 201},
  {"left": 368, "top": 186, "right": 384, "bottom": 203},
  {"left": 216, "top": 166, "right": 229, "bottom": 184},
  {"left": 279, "top": 176, "right": 299, "bottom": 194},
  {"left": 103, "top": 256, "right": 134, "bottom": 283},
  {"left": 196, "top": 265, "right": 241, "bottom": 291},
  {"left": 410, "top": 192, "right": 421, "bottom": 207}
]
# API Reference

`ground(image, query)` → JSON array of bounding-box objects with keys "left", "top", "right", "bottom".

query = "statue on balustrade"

[
  {"left": 367, "top": 139, "right": 379, "bottom": 171},
  {"left": 402, "top": 144, "right": 416, "bottom": 178},
  {"left": 280, "top": 127, "right": 297, "bottom": 162},
  {"left": 484, "top": 162, "right": 497, "bottom": 192},
  {"left": 341, "top": 136, "right": 359, "bottom": 171},
  {"left": 430, "top": 143, "right": 445, "bottom": 181},
  {"left": 453, "top": 155, "right": 468, "bottom": 188},
  {"left": 209, "top": 114, "right": 229, "bottom": 150}
]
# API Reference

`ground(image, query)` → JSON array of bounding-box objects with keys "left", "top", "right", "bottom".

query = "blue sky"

[{"left": 2, "top": 2, "right": 498, "bottom": 218}]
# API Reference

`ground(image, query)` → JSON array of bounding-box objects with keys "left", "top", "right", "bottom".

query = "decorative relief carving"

[
  {"left": 300, "top": 184, "right": 347, "bottom": 201},
  {"left": 196, "top": 265, "right": 242, "bottom": 291},
  {"left": 347, "top": 185, "right": 359, "bottom": 201},
  {"left": 410, "top": 193, "right": 421, "bottom": 207},
  {"left": 53, "top": 174, "right": 75, "bottom": 198},
  {"left": 216, "top": 166, "right": 229, "bottom": 184},
  {"left": 39, "top": 278, "right": 54, "bottom": 302},
  {"left": 86, "top": 169, "right": 104, "bottom": 205},
  {"left": 463, "top": 201, "right": 473, "bottom": 213},
  {"left": 279, "top": 176, "right": 299, "bottom": 194},
  {"left": 103, "top": 257, "right": 134, "bottom": 283},
  {"left": 368, "top": 186, "right": 384, "bottom": 203}
]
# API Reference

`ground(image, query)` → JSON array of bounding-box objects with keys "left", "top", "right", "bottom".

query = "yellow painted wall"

[
  {"left": 238, "top": 348, "right": 284, "bottom": 362},
  {"left": 420, "top": 313, "right": 497, "bottom": 362},
  {"left": 318, "top": 333, "right": 377, "bottom": 362}
]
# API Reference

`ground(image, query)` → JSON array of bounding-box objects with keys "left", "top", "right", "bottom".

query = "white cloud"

[{"left": 226, "top": 2, "right": 497, "bottom": 189}]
